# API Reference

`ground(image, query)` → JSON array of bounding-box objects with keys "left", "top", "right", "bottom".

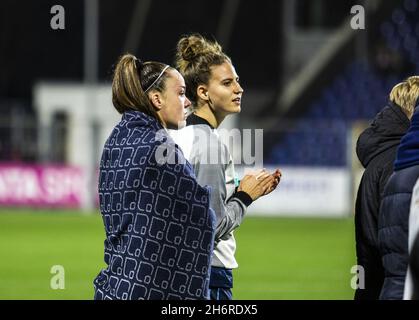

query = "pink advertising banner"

[{"left": 0, "top": 164, "right": 86, "bottom": 208}]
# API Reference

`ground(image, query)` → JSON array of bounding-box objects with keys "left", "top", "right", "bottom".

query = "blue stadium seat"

[{"left": 266, "top": 1, "right": 419, "bottom": 167}]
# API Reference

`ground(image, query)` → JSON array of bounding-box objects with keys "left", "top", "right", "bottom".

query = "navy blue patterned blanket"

[{"left": 93, "top": 110, "right": 215, "bottom": 300}]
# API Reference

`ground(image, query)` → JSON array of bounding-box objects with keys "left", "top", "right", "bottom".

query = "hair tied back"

[{"left": 133, "top": 56, "right": 144, "bottom": 69}]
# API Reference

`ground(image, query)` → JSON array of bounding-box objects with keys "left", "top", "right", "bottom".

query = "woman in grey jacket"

[{"left": 170, "top": 34, "right": 281, "bottom": 300}]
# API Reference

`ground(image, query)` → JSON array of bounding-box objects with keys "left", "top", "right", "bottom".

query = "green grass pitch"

[{"left": 0, "top": 209, "right": 355, "bottom": 300}]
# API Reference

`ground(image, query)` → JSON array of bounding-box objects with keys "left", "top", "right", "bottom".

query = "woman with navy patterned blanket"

[{"left": 93, "top": 54, "right": 216, "bottom": 300}]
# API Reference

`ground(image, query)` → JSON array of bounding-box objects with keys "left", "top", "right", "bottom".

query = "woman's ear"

[
  {"left": 149, "top": 91, "right": 163, "bottom": 110},
  {"left": 197, "top": 85, "right": 209, "bottom": 102}
]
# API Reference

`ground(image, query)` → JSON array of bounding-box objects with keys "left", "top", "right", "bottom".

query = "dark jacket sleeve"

[
  {"left": 354, "top": 147, "right": 399, "bottom": 300},
  {"left": 354, "top": 166, "right": 385, "bottom": 299},
  {"left": 378, "top": 173, "right": 411, "bottom": 300}
]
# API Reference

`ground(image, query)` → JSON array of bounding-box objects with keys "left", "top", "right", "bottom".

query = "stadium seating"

[{"left": 267, "top": 0, "right": 419, "bottom": 167}]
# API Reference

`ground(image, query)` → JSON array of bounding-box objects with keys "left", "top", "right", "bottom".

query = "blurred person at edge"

[
  {"left": 169, "top": 34, "right": 281, "bottom": 300},
  {"left": 404, "top": 177, "right": 419, "bottom": 299},
  {"left": 378, "top": 79, "right": 419, "bottom": 299},
  {"left": 93, "top": 54, "right": 216, "bottom": 300},
  {"left": 354, "top": 76, "right": 419, "bottom": 299}
]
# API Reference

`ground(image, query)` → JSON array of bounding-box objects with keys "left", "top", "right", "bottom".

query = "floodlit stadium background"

[{"left": 0, "top": 0, "right": 417, "bottom": 299}]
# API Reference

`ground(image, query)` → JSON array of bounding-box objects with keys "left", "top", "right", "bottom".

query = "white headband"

[{"left": 144, "top": 65, "right": 170, "bottom": 93}]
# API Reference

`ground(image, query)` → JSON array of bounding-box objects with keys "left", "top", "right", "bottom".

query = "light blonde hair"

[{"left": 389, "top": 76, "right": 419, "bottom": 119}]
